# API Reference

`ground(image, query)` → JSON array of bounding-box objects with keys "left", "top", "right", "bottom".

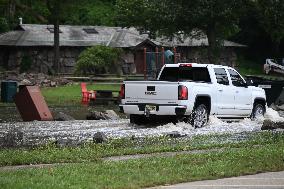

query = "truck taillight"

[
  {"left": 120, "top": 84, "right": 125, "bottom": 99},
  {"left": 179, "top": 63, "right": 192, "bottom": 67},
  {"left": 178, "top": 85, "right": 188, "bottom": 100}
]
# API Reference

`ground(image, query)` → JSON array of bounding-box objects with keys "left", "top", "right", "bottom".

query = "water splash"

[
  {"left": 264, "top": 108, "right": 284, "bottom": 122},
  {"left": 0, "top": 108, "right": 283, "bottom": 145}
]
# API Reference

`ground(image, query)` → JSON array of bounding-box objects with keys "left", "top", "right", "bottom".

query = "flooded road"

[
  {"left": 0, "top": 104, "right": 122, "bottom": 122},
  {"left": 0, "top": 107, "right": 283, "bottom": 147}
]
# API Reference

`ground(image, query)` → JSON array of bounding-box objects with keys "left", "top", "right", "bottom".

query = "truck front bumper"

[{"left": 119, "top": 104, "right": 189, "bottom": 116}]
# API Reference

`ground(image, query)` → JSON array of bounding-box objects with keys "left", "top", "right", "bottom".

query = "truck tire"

[
  {"left": 191, "top": 104, "right": 209, "bottom": 128},
  {"left": 130, "top": 114, "right": 146, "bottom": 125},
  {"left": 251, "top": 103, "right": 265, "bottom": 120}
]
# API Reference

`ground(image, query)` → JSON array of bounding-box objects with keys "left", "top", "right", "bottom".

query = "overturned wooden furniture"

[{"left": 15, "top": 86, "right": 53, "bottom": 121}]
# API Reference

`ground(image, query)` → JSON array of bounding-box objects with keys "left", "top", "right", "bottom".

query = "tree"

[
  {"left": 188, "top": 0, "right": 245, "bottom": 63},
  {"left": 116, "top": 0, "right": 245, "bottom": 64},
  {"left": 256, "top": 0, "right": 284, "bottom": 57},
  {"left": 0, "top": 0, "right": 48, "bottom": 27},
  {"left": 45, "top": 0, "right": 79, "bottom": 73},
  {"left": 46, "top": 0, "right": 61, "bottom": 73}
]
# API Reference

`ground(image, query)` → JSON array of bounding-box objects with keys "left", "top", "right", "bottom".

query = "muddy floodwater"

[
  {"left": 0, "top": 104, "right": 122, "bottom": 122},
  {"left": 0, "top": 105, "right": 283, "bottom": 147}
]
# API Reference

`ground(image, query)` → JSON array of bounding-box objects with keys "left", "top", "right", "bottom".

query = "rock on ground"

[
  {"left": 86, "top": 110, "right": 120, "bottom": 120},
  {"left": 93, "top": 132, "right": 108, "bottom": 143},
  {"left": 261, "top": 119, "right": 284, "bottom": 130},
  {"left": 53, "top": 112, "right": 75, "bottom": 121}
]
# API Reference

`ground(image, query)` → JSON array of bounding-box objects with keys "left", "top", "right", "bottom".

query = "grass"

[
  {"left": 0, "top": 83, "right": 120, "bottom": 107},
  {"left": 237, "top": 56, "right": 264, "bottom": 76},
  {"left": 41, "top": 83, "right": 121, "bottom": 105},
  {"left": 0, "top": 131, "right": 283, "bottom": 166},
  {"left": 0, "top": 143, "right": 283, "bottom": 189}
]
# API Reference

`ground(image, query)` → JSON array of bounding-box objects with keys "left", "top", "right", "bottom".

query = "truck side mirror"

[{"left": 246, "top": 79, "right": 254, "bottom": 86}]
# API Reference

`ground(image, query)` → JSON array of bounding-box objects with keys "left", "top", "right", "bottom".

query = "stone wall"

[
  {"left": 0, "top": 47, "right": 84, "bottom": 74},
  {"left": 0, "top": 46, "right": 239, "bottom": 74},
  {"left": 0, "top": 47, "right": 136, "bottom": 74},
  {"left": 177, "top": 47, "right": 238, "bottom": 68}
]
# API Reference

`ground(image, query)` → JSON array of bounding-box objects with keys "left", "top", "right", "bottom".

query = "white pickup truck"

[{"left": 119, "top": 63, "right": 266, "bottom": 127}]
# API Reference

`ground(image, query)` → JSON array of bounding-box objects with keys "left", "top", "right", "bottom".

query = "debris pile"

[{"left": 1, "top": 71, "right": 72, "bottom": 87}]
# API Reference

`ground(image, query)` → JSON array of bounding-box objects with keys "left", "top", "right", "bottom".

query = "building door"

[{"left": 134, "top": 50, "right": 144, "bottom": 74}]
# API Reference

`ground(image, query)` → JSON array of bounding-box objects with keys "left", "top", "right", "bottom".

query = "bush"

[{"left": 75, "top": 46, "right": 122, "bottom": 75}]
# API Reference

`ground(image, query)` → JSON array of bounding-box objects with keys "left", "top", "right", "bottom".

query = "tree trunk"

[
  {"left": 54, "top": 19, "right": 60, "bottom": 73},
  {"left": 206, "top": 24, "right": 219, "bottom": 65},
  {"left": 53, "top": 1, "right": 60, "bottom": 74},
  {"left": 272, "top": 40, "right": 280, "bottom": 58},
  {"left": 7, "top": 0, "right": 16, "bottom": 22}
]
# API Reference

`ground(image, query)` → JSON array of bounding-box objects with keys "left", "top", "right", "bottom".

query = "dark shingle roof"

[{"left": 0, "top": 24, "right": 244, "bottom": 47}]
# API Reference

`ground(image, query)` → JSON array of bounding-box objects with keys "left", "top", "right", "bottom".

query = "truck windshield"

[{"left": 159, "top": 67, "right": 211, "bottom": 82}]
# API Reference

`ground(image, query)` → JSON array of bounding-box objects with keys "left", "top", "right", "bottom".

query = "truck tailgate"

[{"left": 124, "top": 81, "right": 179, "bottom": 103}]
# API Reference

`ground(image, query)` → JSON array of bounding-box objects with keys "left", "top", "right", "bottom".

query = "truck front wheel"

[
  {"left": 251, "top": 103, "right": 265, "bottom": 120},
  {"left": 191, "top": 104, "right": 209, "bottom": 128}
]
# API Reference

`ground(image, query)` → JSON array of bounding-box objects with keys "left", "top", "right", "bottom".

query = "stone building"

[{"left": 0, "top": 24, "right": 244, "bottom": 74}]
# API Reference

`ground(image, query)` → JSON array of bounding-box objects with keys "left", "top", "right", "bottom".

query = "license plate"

[{"left": 145, "top": 105, "right": 156, "bottom": 111}]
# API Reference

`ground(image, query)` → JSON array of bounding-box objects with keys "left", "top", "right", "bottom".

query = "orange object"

[
  {"left": 81, "top": 83, "right": 96, "bottom": 104},
  {"left": 14, "top": 86, "right": 53, "bottom": 121}
]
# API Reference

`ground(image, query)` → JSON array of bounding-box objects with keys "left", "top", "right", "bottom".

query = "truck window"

[
  {"left": 159, "top": 67, "right": 211, "bottom": 82},
  {"left": 228, "top": 69, "right": 246, "bottom": 87},
  {"left": 214, "top": 68, "right": 229, "bottom": 85}
]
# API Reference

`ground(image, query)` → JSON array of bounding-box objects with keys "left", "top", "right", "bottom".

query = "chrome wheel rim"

[
  {"left": 254, "top": 105, "right": 264, "bottom": 119},
  {"left": 193, "top": 105, "right": 208, "bottom": 128}
]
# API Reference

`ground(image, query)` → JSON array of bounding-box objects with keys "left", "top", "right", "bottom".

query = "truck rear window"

[{"left": 159, "top": 67, "right": 211, "bottom": 82}]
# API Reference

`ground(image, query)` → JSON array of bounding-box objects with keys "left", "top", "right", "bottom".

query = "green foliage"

[
  {"left": 256, "top": 0, "right": 284, "bottom": 56},
  {"left": 65, "top": 0, "right": 116, "bottom": 26},
  {"left": 0, "top": 17, "right": 9, "bottom": 33},
  {"left": 19, "top": 55, "right": 32, "bottom": 73},
  {"left": 0, "top": 0, "right": 116, "bottom": 28},
  {"left": 237, "top": 55, "right": 264, "bottom": 76},
  {"left": 116, "top": 0, "right": 245, "bottom": 64},
  {"left": 116, "top": 0, "right": 183, "bottom": 37},
  {"left": 75, "top": 46, "right": 122, "bottom": 75}
]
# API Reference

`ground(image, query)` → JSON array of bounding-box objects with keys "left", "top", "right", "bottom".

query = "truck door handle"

[
  {"left": 218, "top": 89, "right": 223, "bottom": 92},
  {"left": 236, "top": 91, "right": 239, "bottom": 93}
]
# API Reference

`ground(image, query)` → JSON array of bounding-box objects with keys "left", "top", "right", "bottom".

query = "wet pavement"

[{"left": 151, "top": 171, "right": 284, "bottom": 189}]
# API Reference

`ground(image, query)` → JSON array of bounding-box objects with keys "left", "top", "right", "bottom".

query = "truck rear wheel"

[
  {"left": 191, "top": 104, "right": 209, "bottom": 128},
  {"left": 130, "top": 114, "right": 146, "bottom": 125}
]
